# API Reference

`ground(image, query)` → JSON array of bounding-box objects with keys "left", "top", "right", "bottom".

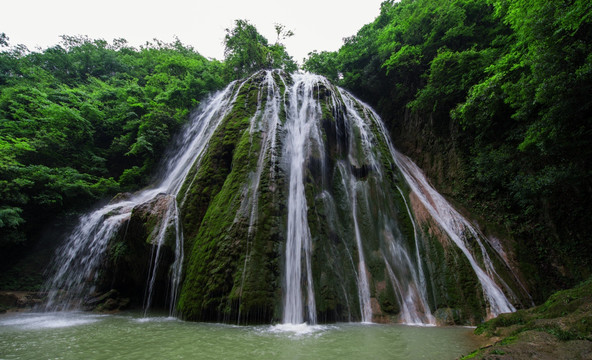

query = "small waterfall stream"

[
  {"left": 44, "top": 70, "right": 526, "bottom": 325},
  {"left": 391, "top": 150, "right": 518, "bottom": 317},
  {"left": 350, "top": 182, "right": 373, "bottom": 323}
]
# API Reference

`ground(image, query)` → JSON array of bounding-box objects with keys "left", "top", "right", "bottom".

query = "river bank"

[{"left": 460, "top": 278, "right": 592, "bottom": 359}]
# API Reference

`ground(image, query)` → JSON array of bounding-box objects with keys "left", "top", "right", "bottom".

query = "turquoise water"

[{"left": 0, "top": 312, "right": 480, "bottom": 359}]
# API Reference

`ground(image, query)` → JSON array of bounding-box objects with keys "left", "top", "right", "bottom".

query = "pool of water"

[{"left": 0, "top": 312, "right": 481, "bottom": 359}]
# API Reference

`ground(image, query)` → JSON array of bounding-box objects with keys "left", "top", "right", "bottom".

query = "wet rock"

[
  {"left": 351, "top": 164, "right": 371, "bottom": 179},
  {"left": 98, "top": 194, "right": 176, "bottom": 308},
  {"left": 0, "top": 291, "right": 46, "bottom": 311},
  {"left": 434, "top": 307, "right": 461, "bottom": 326},
  {"left": 0, "top": 292, "right": 18, "bottom": 308},
  {"left": 85, "top": 289, "right": 130, "bottom": 312},
  {"left": 85, "top": 289, "right": 119, "bottom": 307},
  {"left": 109, "top": 192, "right": 134, "bottom": 204}
]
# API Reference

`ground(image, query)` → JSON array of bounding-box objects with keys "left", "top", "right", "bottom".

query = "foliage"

[
  {"left": 223, "top": 19, "right": 297, "bottom": 80},
  {"left": 0, "top": 36, "right": 225, "bottom": 255},
  {"left": 302, "top": 51, "right": 339, "bottom": 81}
]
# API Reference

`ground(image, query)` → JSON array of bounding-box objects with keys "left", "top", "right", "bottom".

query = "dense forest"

[
  {"left": 1, "top": 0, "right": 591, "bottom": 305},
  {"left": 0, "top": 20, "right": 296, "bottom": 287}
]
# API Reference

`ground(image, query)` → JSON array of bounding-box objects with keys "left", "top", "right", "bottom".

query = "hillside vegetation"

[{"left": 0, "top": 21, "right": 296, "bottom": 283}]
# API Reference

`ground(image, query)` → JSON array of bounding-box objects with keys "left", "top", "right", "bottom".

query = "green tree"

[
  {"left": 303, "top": 51, "right": 339, "bottom": 81},
  {"left": 0, "top": 33, "right": 8, "bottom": 47},
  {"left": 0, "top": 35, "right": 225, "bottom": 266},
  {"left": 223, "top": 19, "right": 297, "bottom": 80}
]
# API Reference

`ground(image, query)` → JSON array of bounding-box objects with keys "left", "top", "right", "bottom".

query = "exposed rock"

[
  {"left": 370, "top": 297, "right": 392, "bottom": 323},
  {"left": 97, "top": 194, "right": 177, "bottom": 308},
  {"left": 434, "top": 307, "right": 461, "bottom": 326},
  {"left": 0, "top": 291, "right": 46, "bottom": 312},
  {"left": 0, "top": 292, "right": 18, "bottom": 309},
  {"left": 84, "top": 289, "right": 130, "bottom": 312}
]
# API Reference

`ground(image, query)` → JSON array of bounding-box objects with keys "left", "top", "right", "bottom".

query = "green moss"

[
  {"left": 459, "top": 349, "right": 482, "bottom": 359},
  {"left": 307, "top": 175, "right": 361, "bottom": 321},
  {"left": 109, "top": 241, "right": 128, "bottom": 263},
  {"left": 377, "top": 276, "right": 400, "bottom": 314},
  {"left": 473, "top": 276, "right": 592, "bottom": 349},
  {"left": 177, "top": 73, "right": 287, "bottom": 323},
  {"left": 475, "top": 310, "right": 528, "bottom": 336},
  {"left": 499, "top": 335, "right": 518, "bottom": 345},
  {"left": 535, "top": 277, "right": 592, "bottom": 318},
  {"left": 419, "top": 218, "right": 486, "bottom": 324}
]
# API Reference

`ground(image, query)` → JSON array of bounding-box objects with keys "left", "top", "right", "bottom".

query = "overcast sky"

[{"left": 1, "top": 0, "right": 385, "bottom": 62}]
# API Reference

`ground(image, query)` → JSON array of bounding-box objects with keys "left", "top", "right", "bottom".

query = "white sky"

[{"left": 1, "top": 0, "right": 384, "bottom": 63}]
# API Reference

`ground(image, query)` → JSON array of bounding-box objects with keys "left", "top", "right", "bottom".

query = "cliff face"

[
  {"left": 168, "top": 71, "right": 531, "bottom": 324},
  {"left": 382, "top": 103, "right": 590, "bottom": 304}
]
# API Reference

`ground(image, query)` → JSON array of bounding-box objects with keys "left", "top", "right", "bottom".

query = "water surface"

[{"left": 0, "top": 312, "right": 481, "bottom": 359}]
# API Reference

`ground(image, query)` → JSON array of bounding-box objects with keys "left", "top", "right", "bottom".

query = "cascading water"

[
  {"left": 43, "top": 201, "right": 135, "bottom": 311},
  {"left": 44, "top": 80, "right": 243, "bottom": 315},
  {"left": 44, "top": 70, "right": 529, "bottom": 325},
  {"left": 282, "top": 75, "right": 323, "bottom": 325},
  {"left": 335, "top": 162, "right": 373, "bottom": 323},
  {"left": 391, "top": 150, "right": 521, "bottom": 317}
]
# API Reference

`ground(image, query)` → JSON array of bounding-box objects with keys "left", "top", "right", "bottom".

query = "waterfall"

[
  {"left": 351, "top": 182, "right": 373, "bottom": 323},
  {"left": 371, "top": 109, "right": 522, "bottom": 317},
  {"left": 44, "top": 70, "right": 526, "bottom": 324},
  {"left": 391, "top": 151, "right": 517, "bottom": 317},
  {"left": 282, "top": 74, "right": 323, "bottom": 324},
  {"left": 43, "top": 201, "right": 134, "bottom": 311},
  {"left": 335, "top": 162, "right": 373, "bottom": 323},
  {"left": 44, "top": 80, "right": 243, "bottom": 315}
]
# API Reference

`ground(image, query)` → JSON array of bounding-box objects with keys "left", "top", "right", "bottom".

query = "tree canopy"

[
  {"left": 0, "top": 19, "right": 302, "bottom": 275},
  {"left": 223, "top": 19, "right": 297, "bottom": 80},
  {"left": 0, "top": 35, "right": 225, "bottom": 254}
]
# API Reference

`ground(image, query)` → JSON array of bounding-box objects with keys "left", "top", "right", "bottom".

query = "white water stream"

[{"left": 282, "top": 74, "right": 324, "bottom": 324}]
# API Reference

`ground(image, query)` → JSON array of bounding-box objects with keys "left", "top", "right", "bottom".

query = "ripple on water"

[
  {"left": 260, "top": 323, "right": 337, "bottom": 337},
  {"left": 0, "top": 313, "right": 482, "bottom": 360},
  {"left": 0, "top": 312, "right": 103, "bottom": 330},
  {"left": 132, "top": 316, "right": 179, "bottom": 324}
]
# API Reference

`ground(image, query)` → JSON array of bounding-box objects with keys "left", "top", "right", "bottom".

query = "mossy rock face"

[
  {"left": 166, "top": 70, "right": 530, "bottom": 325},
  {"left": 99, "top": 194, "right": 177, "bottom": 307},
  {"left": 177, "top": 73, "right": 286, "bottom": 323}
]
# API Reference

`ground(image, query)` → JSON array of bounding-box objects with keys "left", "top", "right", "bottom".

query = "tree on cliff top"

[{"left": 223, "top": 19, "right": 297, "bottom": 80}]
